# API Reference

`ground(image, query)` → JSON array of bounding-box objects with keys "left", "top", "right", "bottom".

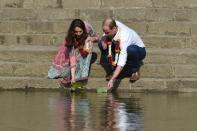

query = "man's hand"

[
  {"left": 106, "top": 65, "right": 123, "bottom": 91},
  {"left": 102, "top": 41, "right": 107, "bottom": 50},
  {"left": 100, "top": 35, "right": 112, "bottom": 50},
  {"left": 107, "top": 79, "right": 114, "bottom": 91}
]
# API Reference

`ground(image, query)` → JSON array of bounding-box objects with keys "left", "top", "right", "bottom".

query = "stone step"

[
  {"left": 0, "top": 45, "right": 57, "bottom": 63},
  {"left": 145, "top": 48, "right": 197, "bottom": 64},
  {"left": 96, "top": 1, "right": 197, "bottom": 9},
  {"left": 0, "top": 34, "right": 197, "bottom": 48},
  {"left": 0, "top": 76, "right": 59, "bottom": 90},
  {"left": 0, "top": 34, "right": 65, "bottom": 46},
  {"left": 0, "top": 61, "right": 197, "bottom": 79},
  {"left": 2, "top": 0, "right": 197, "bottom": 9},
  {"left": 90, "top": 64, "right": 197, "bottom": 79},
  {"left": 86, "top": 78, "right": 197, "bottom": 92},
  {"left": 0, "top": 77, "right": 197, "bottom": 92},
  {"left": 0, "top": 4, "right": 197, "bottom": 16},
  {"left": 0, "top": 45, "right": 197, "bottom": 65}
]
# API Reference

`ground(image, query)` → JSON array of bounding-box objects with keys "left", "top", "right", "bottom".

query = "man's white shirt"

[{"left": 113, "top": 21, "right": 145, "bottom": 67}]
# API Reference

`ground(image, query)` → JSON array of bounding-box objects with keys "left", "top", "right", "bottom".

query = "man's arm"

[
  {"left": 110, "top": 65, "right": 123, "bottom": 80},
  {"left": 107, "top": 42, "right": 128, "bottom": 90},
  {"left": 111, "top": 41, "right": 128, "bottom": 80}
]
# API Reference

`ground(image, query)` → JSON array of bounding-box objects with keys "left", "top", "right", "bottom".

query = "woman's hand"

[
  {"left": 71, "top": 77, "right": 76, "bottom": 84},
  {"left": 86, "top": 36, "right": 93, "bottom": 42},
  {"left": 70, "top": 65, "right": 76, "bottom": 84},
  {"left": 86, "top": 33, "right": 99, "bottom": 42}
]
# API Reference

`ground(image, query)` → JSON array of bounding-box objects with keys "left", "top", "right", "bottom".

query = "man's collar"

[{"left": 113, "top": 27, "right": 120, "bottom": 41}]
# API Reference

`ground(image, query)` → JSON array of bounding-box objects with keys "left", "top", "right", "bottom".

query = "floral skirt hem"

[{"left": 48, "top": 53, "right": 92, "bottom": 85}]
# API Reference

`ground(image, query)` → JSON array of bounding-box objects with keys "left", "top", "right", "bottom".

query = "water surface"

[{"left": 0, "top": 91, "right": 196, "bottom": 131}]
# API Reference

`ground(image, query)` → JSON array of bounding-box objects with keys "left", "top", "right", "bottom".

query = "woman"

[{"left": 48, "top": 19, "right": 98, "bottom": 86}]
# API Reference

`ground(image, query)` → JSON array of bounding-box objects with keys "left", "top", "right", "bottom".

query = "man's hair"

[{"left": 103, "top": 18, "right": 117, "bottom": 30}]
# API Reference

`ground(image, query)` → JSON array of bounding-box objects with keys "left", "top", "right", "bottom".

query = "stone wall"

[{"left": 0, "top": 0, "right": 197, "bottom": 91}]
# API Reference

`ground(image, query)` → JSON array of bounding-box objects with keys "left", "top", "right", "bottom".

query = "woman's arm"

[
  {"left": 69, "top": 49, "right": 77, "bottom": 83},
  {"left": 84, "top": 21, "right": 99, "bottom": 42},
  {"left": 70, "top": 65, "right": 76, "bottom": 83}
]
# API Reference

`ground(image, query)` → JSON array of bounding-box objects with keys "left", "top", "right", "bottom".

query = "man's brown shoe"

[{"left": 130, "top": 71, "right": 140, "bottom": 83}]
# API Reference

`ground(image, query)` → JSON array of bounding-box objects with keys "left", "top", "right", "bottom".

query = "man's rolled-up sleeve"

[{"left": 117, "top": 42, "right": 128, "bottom": 67}]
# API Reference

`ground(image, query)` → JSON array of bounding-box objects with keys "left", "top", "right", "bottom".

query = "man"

[{"left": 98, "top": 18, "right": 146, "bottom": 91}]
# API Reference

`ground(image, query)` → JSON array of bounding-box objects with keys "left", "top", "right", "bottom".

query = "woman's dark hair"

[{"left": 65, "top": 19, "right": 88, "bottom": 50}]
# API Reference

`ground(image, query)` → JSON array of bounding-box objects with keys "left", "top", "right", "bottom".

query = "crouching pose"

[
  {"left": 99, "top": 18, "right": 146, "bottom": 91},
  {"left": 48, "top": 19, "right": 98, "bottom": 86}
]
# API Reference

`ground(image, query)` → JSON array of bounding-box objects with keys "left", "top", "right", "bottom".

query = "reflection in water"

[
  {"left": 1, "top": 91, "right": 196, "bottom": 131},
  {"left": 104, "top": 93, "right": 143, "bottom": 131},
  {"left": 49, "top": 92, "right": 143, "bottom": 131},
  {"left": 50, "top": 93, "right": 91, "bottom": 131}
]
